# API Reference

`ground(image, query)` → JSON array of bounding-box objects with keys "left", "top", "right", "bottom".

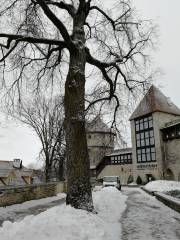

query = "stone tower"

[{"left": 86, "top": 116, "right": 115, "bottom": 172}]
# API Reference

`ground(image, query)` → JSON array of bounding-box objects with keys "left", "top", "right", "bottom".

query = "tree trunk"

[
  {"left": 64, "top": 12, "right": 93, "bottom": 211},
  {"left": 45, "top": 162, "right": 51, "bottom": 182},
  {"left": 45, "top": 153, "right": 51, "bottom": 182}
]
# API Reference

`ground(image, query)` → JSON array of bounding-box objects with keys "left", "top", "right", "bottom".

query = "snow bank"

[
  {"left": 144, "top": 180, "right": 180, "bottom": 193},
  {"left": 0, "top": 187, "right": 127, "bottom": 240},
  {"left": 0, "top": 193, "right": 66, "bottom": 219},
  {"left": 128, "top": 182, "right": 137, "bottom": 186},
  {"left": 93, "top": 185, "right": 103, "bottom": 192}
]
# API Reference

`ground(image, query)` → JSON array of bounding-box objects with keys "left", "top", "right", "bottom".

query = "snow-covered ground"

[
  {"left": 144, "top": 180, "right": 180, "bottom": 193},
  {"left": 0, "top": 193, "right": 66, "bottom": 216},
  {"left": 0, "top": 193, "right": 66, "bottom": 226},
  {"left": 0, "top": 187, "right": 127, "bottom": 240},
  {"left": 121, "top": 187, "right": 180, "bottom": 240}
]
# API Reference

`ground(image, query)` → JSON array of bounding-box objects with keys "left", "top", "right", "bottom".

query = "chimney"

[{"left": 13, "top": 159, "right": 22, "bottom": 169}]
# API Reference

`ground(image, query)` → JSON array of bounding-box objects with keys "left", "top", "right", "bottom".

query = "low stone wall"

[
  {"left": 155, "top": 192, "right": 180, "bottom": 213},
  {"left": 0, "top": 182, "right": 66, "bottom": 207},
  {"left": 141, "top": 187, "right": 180, "bottom": 213}
]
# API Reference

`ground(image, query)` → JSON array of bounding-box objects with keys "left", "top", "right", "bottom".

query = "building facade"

[
  {"left": 90, "top": 85, "right": 180, "bottom": 184},
  {"left": 161, "top": 120, "right": 180, "bottom": 181},
  {"left": 97, "top": 148, "right": 133, "bottom": 184},
  {"left": 130, "top": 85, "right": 180, "bottom": 183}
]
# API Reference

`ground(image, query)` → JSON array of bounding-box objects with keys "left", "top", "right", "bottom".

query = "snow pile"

[
  {"left": 144, "top": 180, "right": 180, "bottom": 193},
  {"left": 128, "top": 182, "right": 137, "bottom": 186},
  {"left": 0, "top": 187, "right": 127, "bottom": 240},
  {"left": 93, "top": 185, "right": 103, "bottom": 192}
]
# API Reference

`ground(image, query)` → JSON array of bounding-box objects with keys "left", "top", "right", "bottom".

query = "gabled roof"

[
  {"left": 0, "top": 161, "right": 14, "bottom": 170},
  {"left": 0, "top": 160, "right": 33, "bottom": 179},
  {"left": 0, "top": 169, "right": 15, "bottom": 178},
  {"left": 129, "top": 85, "right": 180, "bottom": 120}
]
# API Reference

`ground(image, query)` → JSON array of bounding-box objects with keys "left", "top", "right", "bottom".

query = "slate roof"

[
  {"left": 106, "top": 148, "right": 132, "bottom": 156},
  {"left": 0, "top": 169, "right": 14, "bottom": 178},
  {"left": 130, "top": 85, "right": 180, "bottom": 120},
  {"left": 0, "top": 160, "right": 33, "bottom": 186}
]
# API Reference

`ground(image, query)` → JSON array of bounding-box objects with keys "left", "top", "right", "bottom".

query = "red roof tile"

[{"left": 130, "top": 85, "right": 180, "bottom": 120}]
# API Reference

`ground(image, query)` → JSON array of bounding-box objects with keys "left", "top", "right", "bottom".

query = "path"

[
  {"left": 0, "top": 196, "right": 65, "bottom": 226},
  {"left": 121, "top": 187, "right": 180, "bottom": 240}
]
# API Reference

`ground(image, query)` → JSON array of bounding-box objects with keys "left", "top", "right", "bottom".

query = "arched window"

[{"left": 164, "top": 169, "right": 175, "bottom": 181}]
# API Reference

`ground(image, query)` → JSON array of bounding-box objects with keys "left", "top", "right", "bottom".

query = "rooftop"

[
  {"left": 86, "top": 115, "right": 114, "bottom": 134},
  {"left": 0, "top": 160, "right": 33, "bottom": 178},
  {"left": 106, "top": 148, "right": 132, "bottom": 156},
  {"left": 130, "top": 85, "right": 180, "bottom": 120},
  {"left": 161, "top": 119, "right": 180, "bottom": 130}
]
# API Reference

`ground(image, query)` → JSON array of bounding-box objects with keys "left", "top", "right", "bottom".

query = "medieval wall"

[
  {"left": 0, "top": 182, "right": 65, "bottom": 207},
  {"left": 87, "top": 132, "right": 114, "bottom": 166},
  {"left": 163, "top": 139, "right": 180, "bottom": 181}
]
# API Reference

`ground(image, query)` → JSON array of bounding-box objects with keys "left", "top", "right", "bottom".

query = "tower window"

[{"left": 135, "top": 114, "right": 156, "bottom": 163}]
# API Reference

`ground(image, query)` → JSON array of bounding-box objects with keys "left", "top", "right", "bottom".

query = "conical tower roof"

[
  {"left": 86, "top": 115, "right": 112, "bottom": 133},
  {"left": 130, "top": 85, "right": 180, "bottom": 120}
]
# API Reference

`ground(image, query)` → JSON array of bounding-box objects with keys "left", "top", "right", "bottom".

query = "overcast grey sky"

[
  {"left": 0, "top": 0, "right": 179, "bottom": 167},
  {"left": 135, "top": 0, "right": 180, "bottom": 106}
]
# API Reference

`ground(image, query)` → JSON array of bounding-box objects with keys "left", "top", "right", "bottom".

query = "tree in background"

[
  {"left": 15, "top": 95, "right": 65, "bottom": 182},
  {"left": 0, "top": 0, "right": 156, "bottom": 211}
]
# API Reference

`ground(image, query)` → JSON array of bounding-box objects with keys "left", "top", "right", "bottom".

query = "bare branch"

[
  {"left": 45, "top": 0, "right": 76, "bottom": 17},
  {"left": 0, "top": 33, "right": 67, "bottom": 47},
  {"left": 36, "top": 0, "right": 71, "bottom": 42}
]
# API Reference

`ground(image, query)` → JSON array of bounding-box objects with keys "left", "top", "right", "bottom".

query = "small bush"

[{"left": 136, "top": 176, "right": 142, "bottom": 185}]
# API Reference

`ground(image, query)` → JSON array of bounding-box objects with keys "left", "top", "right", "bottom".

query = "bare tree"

[
  {"left": 15, "top": 95, "right": 65, "bottom": 182},
  {"left": 0, "top": 0, "right": 156, "bottom": 211}
]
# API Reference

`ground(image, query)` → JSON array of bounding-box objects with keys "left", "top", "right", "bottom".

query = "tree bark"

[{"left": 64, "top": 11, "right": 93, "bottom": 211}]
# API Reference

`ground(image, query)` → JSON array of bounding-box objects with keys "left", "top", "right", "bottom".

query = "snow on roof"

[{"left": 130, "top": 85, "right": 180, "bottom": 120}]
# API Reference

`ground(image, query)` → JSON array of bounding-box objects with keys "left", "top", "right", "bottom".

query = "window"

[
  {"left": 110, "top": 153, "right": 132, "bottom": 165},
  {"left": 135, "top": 115, "right": 156, "bottom": 163},
  {"left": 162, "top": 124, "right": 180, "bottom": 141}
]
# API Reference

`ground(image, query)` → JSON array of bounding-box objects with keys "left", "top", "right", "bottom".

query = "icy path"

[
  {"left": 0, "top": 193, "right": 66, "bottom": 226},
  {"left": 121, "top": 187, "right": 180, "bottom": 240}
]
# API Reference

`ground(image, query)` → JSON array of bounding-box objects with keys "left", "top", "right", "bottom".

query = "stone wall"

[
  {"left": 0, "top": 182, "right": 66, "bottom": 207},
  {"left": 98, "top": 164, "right": 133, "bottom": 184},
  {"left": 163, "top": 138, "right": 180, "bottom": 181},
  {"left": 87, "top": 132, "right": 114, "bottom": 166}
]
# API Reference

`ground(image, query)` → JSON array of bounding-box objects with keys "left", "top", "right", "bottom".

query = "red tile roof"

[{"left": 130, "top": 85, "right": 180, "bottom": 120}]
